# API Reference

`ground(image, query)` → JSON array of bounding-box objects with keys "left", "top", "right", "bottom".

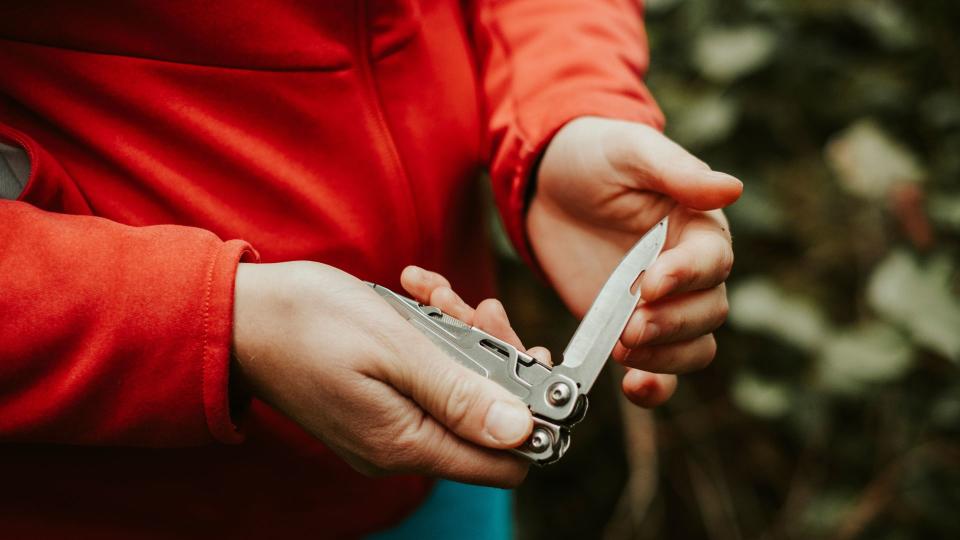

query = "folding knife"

[{"left": 367, "top": 218, "right": 668, "bottom": 465}]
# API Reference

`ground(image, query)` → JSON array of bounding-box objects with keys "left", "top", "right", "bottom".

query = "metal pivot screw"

[
  {"left": 528, "top": 428, "right": 551, "bottom": 453},
  {"left": 547, "top": 382, "right": 572, "bottom": 407}
]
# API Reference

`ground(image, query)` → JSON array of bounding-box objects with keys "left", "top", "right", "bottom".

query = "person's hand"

[
  {"left": 232, "top": 262, "right": 543, "bottom": 487},
  {"left": 528, "top": 116, "right": 743, "bottom": 407}
]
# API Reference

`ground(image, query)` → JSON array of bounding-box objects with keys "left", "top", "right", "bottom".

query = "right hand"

[{"left": 231, "top": 261, "right": 538, "bottom": 487}]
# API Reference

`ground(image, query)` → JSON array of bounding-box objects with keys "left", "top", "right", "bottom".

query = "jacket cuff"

[
  {"left": 491, "top": 92, "right": 665, "bottom": 274},
  {"left": 201, "top": 239, "right": 260, "bottom": 444}
]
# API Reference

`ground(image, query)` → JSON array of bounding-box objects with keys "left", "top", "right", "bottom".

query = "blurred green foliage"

[{"left": 507, "top": 0, "right": 960, "bottom": 538}]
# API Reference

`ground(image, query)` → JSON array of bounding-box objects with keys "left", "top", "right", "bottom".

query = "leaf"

[
  {"left": 849, "top": 0, "right": 918, "bottom": 50},
  {"left": 732, "top": 373, "right": 792, "bottom": 418},
  {"left": 817, "top": 322, "right": 914, "bottom": 394},
  {"left": 729, "top": 278, "right": 830, "bottom": 352},
  {"left": 693, "top": 25, "right": 777, "bottom": 82},
  {"left": 867, "top": 250, "right": 960, "bottom": 362},
  {"left": 921, "top": 90, "right": 960, "bottom": 130},
  {"left": 724, "top": 183, "right": 788, "bottom": 235},
  {"left": 825, "top": 119, "right": 926, "bottom": 200},
  {"left": 799, "top": 491, "right": 856, "bottom": 536},
  {"left": 645, "top": 0, "right": 684, "bottom": 15},
  {"left": 667, "top": 92, "right": 739, "bottom": 149},
  {"left": 929, "top": 193, "right": 960, "bottom": 231},
  {"left": 931, "top": 391, "right": 960, "bottom": 429}
]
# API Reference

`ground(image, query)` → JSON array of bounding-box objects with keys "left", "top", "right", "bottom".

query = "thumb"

[
  {"left": 628, "top": 127, "right": 743, "bottom": 210},
  {"left": 652, "top": 166, "right": 743, "bottom": 211},
  {"left": 389, "top": 338, "right": 534, "bottom": 450}
]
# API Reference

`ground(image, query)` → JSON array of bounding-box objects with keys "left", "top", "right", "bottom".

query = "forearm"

[
  {"left": 468, "top": 0, "right": 664, "bottom": 268},
  {"left": 0, "top": 200, "right": 255, "bottom": 446}
]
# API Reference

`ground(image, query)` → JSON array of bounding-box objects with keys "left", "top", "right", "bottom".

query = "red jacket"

[{"left": 0, "top": 1, "right": 663, "bottom": 537}]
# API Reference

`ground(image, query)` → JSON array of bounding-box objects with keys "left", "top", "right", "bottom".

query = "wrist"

[
  {"left": 232, "top": 262, "right": 266, "bottom": 363},
  {"left": 232, "top": 261, "right": 313, "bottom": 358},
  {"left": 230, "top": 262, "right": 265, "bottom": 412},
  {"left": 230, "top": 261, "right": 340, "bottom": 401},
  {"left": 231, "top": 262, "right": 302, "bottom": 403}
]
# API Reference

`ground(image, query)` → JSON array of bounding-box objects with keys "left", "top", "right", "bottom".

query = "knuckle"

[
  {"left": 625, "top": 345, "right": 654, "bottom": 368},
  {"left": 715, "top": 294, "right": 730, "bottom": 323},
  {"left": 718, "top": 245, "right": 735, "bottom": 279},
  {"left": 626, "top": 326, "right": 644, "bottom": 350},
  {"left": 625, "top": 313, "right": 647, "bottom": 348},
  {"left": 442, "top": 375, "right": 478, "bottom": 433},
  {"left": 373, "top": 413, "right": 430, "bottom": 472},
  {"left": 670, "top": 311, "right": 689, "bottom": 339},
  {"left": 380, "top": 443, "right": 412, "bottom": 472},
  {"left": 693, "top": 336, "right": 718, "bottom": 371},
  {"left": 368, "top": 443, "right": 402, "bottom": 471},
  {"left": 665, "top": 266, "right": 688, "bottom": 289},
  {"left": 432, "top": 287, "right": 456, "bottom": 309}
]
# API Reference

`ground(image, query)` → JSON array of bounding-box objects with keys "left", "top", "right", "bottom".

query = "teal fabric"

[{"left": 367, "top": 481, "right": 513, "bottom": 540}]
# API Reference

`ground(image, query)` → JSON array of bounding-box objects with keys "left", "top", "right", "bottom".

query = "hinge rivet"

[
  {"left": 547, "top": 382, "right": 572, "bottom": 407},
  {"left": 529, "top": 428, "right": 551, "bottom": 452}
]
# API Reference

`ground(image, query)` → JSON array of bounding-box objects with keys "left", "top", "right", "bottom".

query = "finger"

[
  {"left": 622, "top": 369, "right": 677, "bottom": 408},
  {"left": 596, "top": 190, "right": 677, "bottom": 235},
  {"left": 335, "top": 417, "right": 530, "bottom": 488},
  {"left": 386, "top": 414, "right": 531, "bottom": 488},
  {"left": 614, "top": 334, "right": 717, "bottom": 374},
  {"left": 615, "top": 126, "right": 743, "bottom": 210},
  {"left": 429, "top": 286, "right": 476, "bottom": 323},
  {"left": 474, "top": 298, "right": 525, "bottom": 349},
  {"left": 650, "top": 167, "right": 743, "bottom": 212},
  {"left": 621, "top": 286, "right": 728, "bottom": 347},
  {"left": 399, "top": 266, "right": 476, "bottom": 325},
  {"left": 640, "top": 214, "right": 734, "bottom": 302},
  {"left": 383, "top": 331, "right": 534, "bottom": 450},
  {"left": 400, "top": 265, "right": 451, "bottom": 301},
  {"left": 527, "top": 346, "right": 553, "bottom": 367}
]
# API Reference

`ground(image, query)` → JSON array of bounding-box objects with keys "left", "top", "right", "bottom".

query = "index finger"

[
  {"left": 639, "top": 211, "right": 733, "bottom": 303},
  {"left": 401, "top": 266, "right": 476, "bottom": 322},
  {"left": 401, "top": 265, "right": 451, "bottom": 299}
]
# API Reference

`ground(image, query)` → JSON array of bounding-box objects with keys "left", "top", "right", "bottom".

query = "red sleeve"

[
  {"left": 469, "top": 0, "right": 665, "bottom": 267},
  {"left": 0, "top": 139, "right": 257, "bottom": 447}
]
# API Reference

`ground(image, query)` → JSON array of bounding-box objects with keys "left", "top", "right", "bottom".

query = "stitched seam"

[{"left": 199, "top": 239, "right": 219, "bottom": 440}]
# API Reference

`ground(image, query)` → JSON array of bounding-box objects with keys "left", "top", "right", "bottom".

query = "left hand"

[{"left": 528, "top": 116, "right": 743, "bottom": 407}]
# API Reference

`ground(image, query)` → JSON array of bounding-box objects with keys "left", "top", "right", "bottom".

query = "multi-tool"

[{"left": 367, "top": 218, "right": 668, "bottom": 465}]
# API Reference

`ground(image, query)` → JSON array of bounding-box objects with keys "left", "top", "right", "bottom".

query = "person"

[{"left": 0, "top": 1, "right": 741, "bottom": 537}]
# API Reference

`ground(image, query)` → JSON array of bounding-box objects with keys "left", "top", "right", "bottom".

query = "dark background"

[{"left": 503, "top": 1, "right": 960, "bottom": 538}]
